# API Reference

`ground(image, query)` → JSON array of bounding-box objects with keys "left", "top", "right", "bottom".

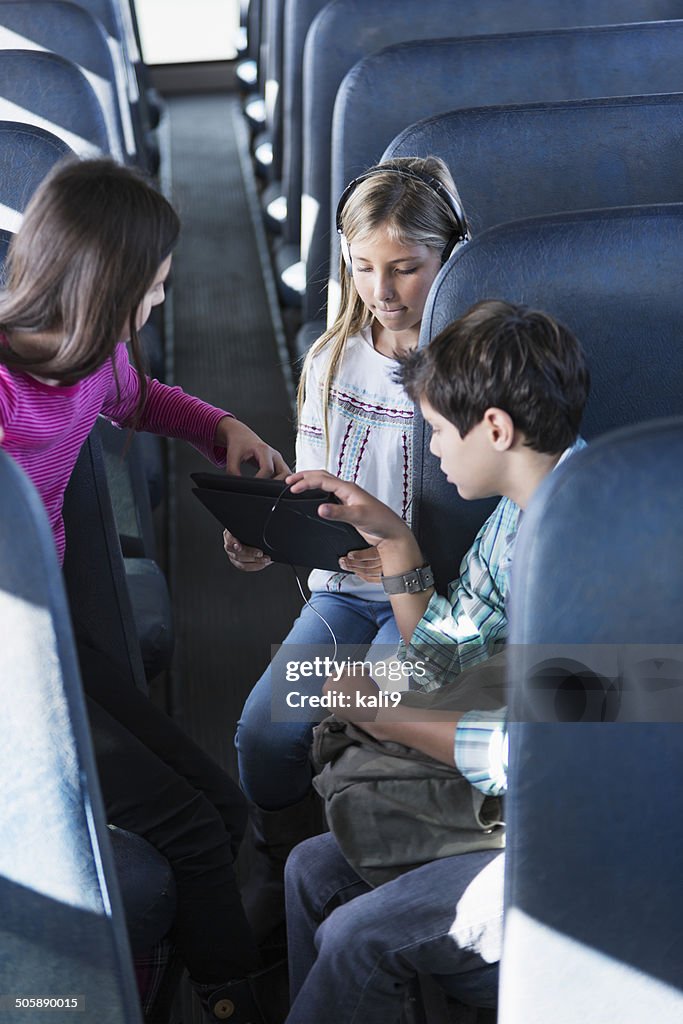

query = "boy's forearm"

[
  {"left": 363, "top": 704, "right": 460, "bottom": 767},
  {"left": 378, "top": 535, "right": 436, "bottom": 644}
]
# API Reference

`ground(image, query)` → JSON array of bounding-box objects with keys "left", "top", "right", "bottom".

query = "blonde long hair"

[{"left": 296, "top": 156, "right": 468, "bottom": 458}]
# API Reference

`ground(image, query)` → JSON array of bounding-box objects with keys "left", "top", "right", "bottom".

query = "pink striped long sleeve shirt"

[{"left": 0, "top": 342, "right": 231, "bottom": 563}]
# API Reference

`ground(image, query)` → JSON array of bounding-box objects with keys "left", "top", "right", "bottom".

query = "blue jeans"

[
  {"left": 235, "top": 592, "right": 399, "bottom": 810},
  {"left": 285, "top": 833, "right": 503, "bottom": 1024}
]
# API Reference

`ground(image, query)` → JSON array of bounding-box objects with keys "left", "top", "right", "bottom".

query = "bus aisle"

[{"left": 165, "top": 91, "right": 301, "bottom": 779}]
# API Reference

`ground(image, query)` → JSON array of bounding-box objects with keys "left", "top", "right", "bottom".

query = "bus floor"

[{"left": 164, "top": 90, "right": 301, "bottom": 785}]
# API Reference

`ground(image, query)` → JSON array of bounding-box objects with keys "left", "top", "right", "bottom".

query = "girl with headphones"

[{"left": 224, "top": 156, "right": 469, "bottom": 949}]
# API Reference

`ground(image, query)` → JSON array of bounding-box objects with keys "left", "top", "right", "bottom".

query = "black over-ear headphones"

[{"left": 335, "top": 164, "right": 470, "bottom": 272}]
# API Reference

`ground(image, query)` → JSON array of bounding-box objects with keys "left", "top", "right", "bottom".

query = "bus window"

[{"left": 135, "top": 0, "right": 239, "bottom": 64}]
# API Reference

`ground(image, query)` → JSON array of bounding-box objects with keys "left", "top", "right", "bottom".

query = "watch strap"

[{"left": 381, "top": 564, "right": 434, "bottom": 595}]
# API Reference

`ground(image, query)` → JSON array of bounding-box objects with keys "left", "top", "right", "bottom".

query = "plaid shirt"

[
  {"left": 403, "top": 495, "right": 520, "bottom": 693},
  {"left": 406, "top": 441, "right": 585, "bottom": 795},
  {"left": 455, "top": 708, "right": 509, "bottom": 796}
]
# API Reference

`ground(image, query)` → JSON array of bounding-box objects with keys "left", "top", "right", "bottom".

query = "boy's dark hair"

[{"left": 397, "top": 299, "right": 590, "bottom": 454}]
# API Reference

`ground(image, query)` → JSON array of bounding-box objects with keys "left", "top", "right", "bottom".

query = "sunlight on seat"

[
  {"left": 0, "top": 26, "right": 123, "bottom": 160},
  {"left": 0, "top": 590, "right": 107, "bottom": 912},
  {"left": 500, "top": 907, "right": 683, "bottom": 1021},
  {"left": 245, "top": 96, "right": 266, "bottom": 124},
  {"left": 265, "top": 77, "right": 279, "bottom": 122},
  {"left": 0, "top": 201, "right": 22, "bottom": 232},
  {"left": 0, "top": 98, "right": 99, "bottom": 157},
  {"left": 301, "top": 192, "right": 320, "bottom": 264},
  {"left": 0, "top": 25, "right": 39, "bottom": 49},
  {"left": 266, "top": 194, "right": 287, "bottom": 223},
  {"left": 254, "top": 140, "right": 273, "bottom": 167},
  {"left": 281, "top": 259, "right": 306, "bottom": 296},
  {"left": 236, "top": 58, "right": 257, "bottom": 88}
]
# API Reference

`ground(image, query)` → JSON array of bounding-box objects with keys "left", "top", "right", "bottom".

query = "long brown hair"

[
  {"left": 0, "top": 156, "right": 180, "bottom": 417},
  {"left": 296, "top": 156, "right": 468, "bottom": 458}
]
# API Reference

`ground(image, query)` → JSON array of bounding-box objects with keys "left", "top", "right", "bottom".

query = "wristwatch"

[{"left": 381, "top": 564, "right": 434, "bottom": 595}]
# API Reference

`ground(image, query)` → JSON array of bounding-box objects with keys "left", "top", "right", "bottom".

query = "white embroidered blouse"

[{"left": 296, "top": 326, "right": 414, "bottom": 601}]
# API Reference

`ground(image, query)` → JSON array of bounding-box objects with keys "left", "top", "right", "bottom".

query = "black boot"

[
  {"left": 194, "top": 959, "right": 288, "bottom": 1024},
  {"left": 242, "top": 789, "right": 324, "bottom": 949}
]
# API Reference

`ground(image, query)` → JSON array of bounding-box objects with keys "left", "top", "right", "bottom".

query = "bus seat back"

[
  {"left": 326, "top": 22, "right": 683, "bottom": 312},
  {"left": 62, "top": 431, "right": 149, "bottom": 693},
  {"left": 298, "top": 0, "right": 683, "bottom": 318},
  {"left": 0, "top": 447, "right": 143, "bottom": 1023},
  {"left": 0, "top": 48, "right": 108, "bottom": 156},
  {"left": 0, "top": 0, "right": 129, "bottom": 159},
  {"left": 412, "top": 204, "right": 683, "bottom": 590},
  {"left": 384, "top": 94, "right": 683, "bottom": 237},
  {"left": 279, "top": 0, "right": 328, "bottom": 244},
  {"left": 0, "top": 121, "right": 71, "bottom": 232},
  {"left": 501, "top": 418, "right": 683, "bottom": 1022}
]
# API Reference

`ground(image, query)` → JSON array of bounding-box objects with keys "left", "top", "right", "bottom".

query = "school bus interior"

[{"left": 1, "top": 1, "right": 683, "bottom": 1022}]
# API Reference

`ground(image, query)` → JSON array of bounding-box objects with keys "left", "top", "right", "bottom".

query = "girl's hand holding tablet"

[
  {"left": 339, "top": 545, "right": 382, "bottom": 581},
  {"left": 223, "top": 529, "right": 272, "bottom": 572}
]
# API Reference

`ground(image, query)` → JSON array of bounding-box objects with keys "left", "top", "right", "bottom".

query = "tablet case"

[{"left": 191, "top": 473, "right": 371, "bottom": 571}]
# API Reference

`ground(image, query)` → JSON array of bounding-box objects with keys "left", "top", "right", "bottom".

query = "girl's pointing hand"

[{"left": 216, "top": 416, "right": 290, "bottom": 478}]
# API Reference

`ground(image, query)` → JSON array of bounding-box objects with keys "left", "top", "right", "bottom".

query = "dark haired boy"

[{"left": 281, "top": 300, "right": 590, "bottom": 1024}]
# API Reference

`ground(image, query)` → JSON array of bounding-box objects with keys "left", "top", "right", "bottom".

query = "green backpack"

[{"left": 312, "top": 652, "right": 507, "bottom": 886}]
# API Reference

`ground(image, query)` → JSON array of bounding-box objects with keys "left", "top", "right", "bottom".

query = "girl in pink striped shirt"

[{"left": 0, "top": 157, "right": 285, "bottom": 1022}]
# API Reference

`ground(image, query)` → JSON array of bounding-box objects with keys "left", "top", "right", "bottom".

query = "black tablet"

[{"left": 191, "top": 473, "right": 371, "bottom": 571}]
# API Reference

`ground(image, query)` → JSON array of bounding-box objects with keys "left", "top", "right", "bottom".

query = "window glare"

[{"left": 134, "top": 0, "right": 239, "bottom": 65}]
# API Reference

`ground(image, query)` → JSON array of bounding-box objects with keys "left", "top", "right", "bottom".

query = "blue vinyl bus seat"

[
  {"left": 0, "top": 48, "right": 108, "bottom": 157},
  {"left": 103, "top": 0, "right": 163, "bottom": 169},
  {"left": 70, "top": 0, "right": 147, "bottom": 110},
  {"left": 242, "top": 0, "right": 267, "bottom": 131},
  {"left": 62, "top": 430, "right": 174, "bottom": 685},
  {"left": 384, "top": 95, "right": 683, "bottom": 238},
  {"left": 263, "top": 0, "right": 326, "bottom": 257},
  {"left": 117, "top": 0, "right": 164, "bottom": 132},
  {"left": 0, "top": 121, "right": 70, "bottom": 232},
  {"left": 0, "top": 446, "right": 166, "bottom": 1024},
  {"left": 302, "top": 20, "right": 683, "bottom": 353},
  {"left": 236, "top": 0, "right": 261, "bottom": 91},
  {"left": 253, "top": 0, "right": 286, "bottom": 182},
  {"left": 502, "top": 417, "right": 683, "bottom": 1022},
  {"left": 278, "top": 0, "right": 683, "bottom": 310},
  {"left": 0, "top": 3, "right": 167, "bottom": 367},
  {"left": 0, "top": 0, "right": 133, "bottom": 161},
  {"left": 60, "top": 0, "right": 150, "bottom": 164},
  {"left": 411, "top": 204, "right": 683, "bottom": 591}
]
